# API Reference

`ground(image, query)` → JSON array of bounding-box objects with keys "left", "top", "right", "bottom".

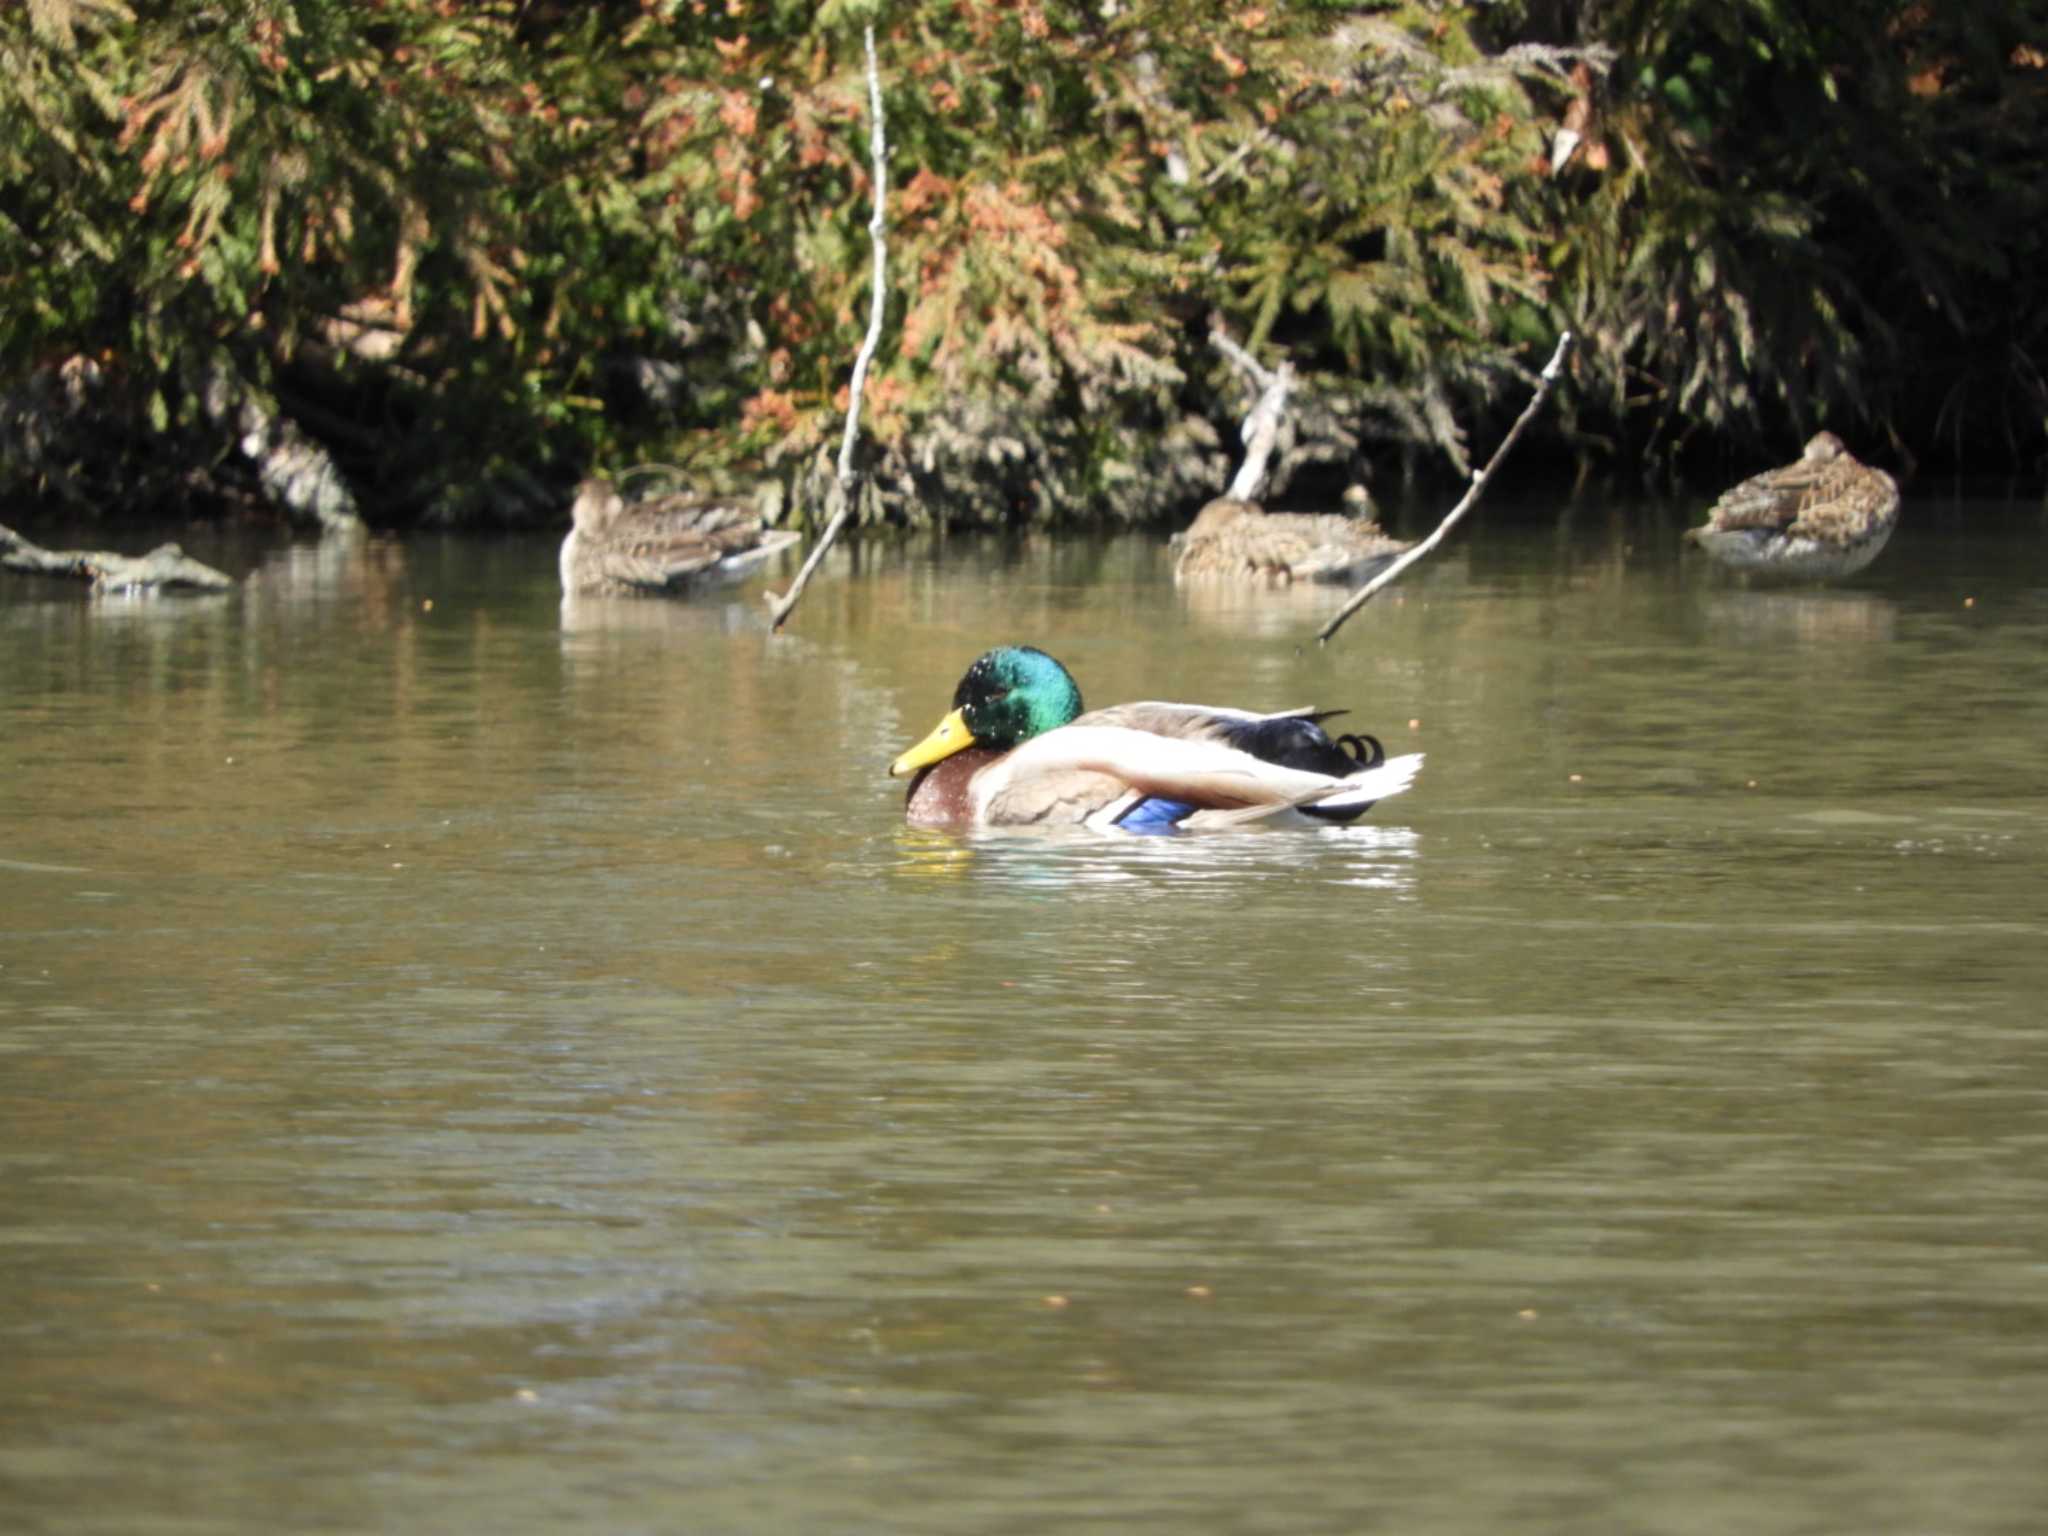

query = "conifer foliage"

[{"left": 0, "top": 2, "right": 2040, "bottom": 527}]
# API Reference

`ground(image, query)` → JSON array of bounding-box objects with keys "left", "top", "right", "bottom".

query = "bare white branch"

[
  {"left": 768, "top": 25, "right": 888, "bottom": 630},
  {"left": 1212, "top": 330, "right": 1294, "bottom": 503}
]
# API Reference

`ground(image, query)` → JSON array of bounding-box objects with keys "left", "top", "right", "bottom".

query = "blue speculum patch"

[{"left": 1114, "top": 796, "right": 1198, "bottom": 834}]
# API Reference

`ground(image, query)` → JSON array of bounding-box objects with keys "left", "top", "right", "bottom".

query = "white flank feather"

[{"left": 972, "top": 724, "right": 1424, "bottom": 827}]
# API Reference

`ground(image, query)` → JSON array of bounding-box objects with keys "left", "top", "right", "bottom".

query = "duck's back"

[
  {"left": 1705, "top": 441, "right": 1898, "bottom": 545},
  {"left": 1077, "top": 700, "right": 1364, "bottom": 772},
  {"left": 1174, "top": 498, "right": 1407, "bottom": 584}
]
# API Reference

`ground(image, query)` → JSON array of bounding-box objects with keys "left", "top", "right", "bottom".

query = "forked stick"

[{"left": 1212, "top": 329, "right": 1293, "bottom": 502}]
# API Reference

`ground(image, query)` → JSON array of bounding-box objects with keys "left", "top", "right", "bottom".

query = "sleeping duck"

[
  {"left": 892, "top": 645, "right": 1422, "bottom": 831},
  {"left": 1173, "top": 496, "right": 1410, "bottom": 586},
  {"left": 1684, "top": 432, "right": 1900, "bottom": 580},
  {"left": 560, "top": 476, "right": 800, "bottom": 595}
]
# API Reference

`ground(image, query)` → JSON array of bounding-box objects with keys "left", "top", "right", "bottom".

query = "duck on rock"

[
  {"left": 1683, "top": 432, "right": 1901, "bottom": 580},
  {"left": 892, "top": 646, "right": 1422, "bottom": 832}
]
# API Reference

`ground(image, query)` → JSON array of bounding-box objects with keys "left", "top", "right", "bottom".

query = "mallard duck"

[
  {"left": 1684, "top": 432, "right": 1900, "bottom": 580},
  {"left": 559, "top": 477, "right": 800, "bottom": 595},
  {"left": 891, "top": 645, "right": 1422, "bottom": 831},
  {"left": 1173, "top": 496, "right": 1409, "bottom": 586}
]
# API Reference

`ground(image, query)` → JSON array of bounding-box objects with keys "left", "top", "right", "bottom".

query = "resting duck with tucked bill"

[
  {"left": 1173, "top": 495, "right": 1410, "bottom": 586},
  {"left": 1683, "top": 432, "right": 1900, "bottom": 580},
  {"left": 560, "top": 476, "right": 800, "bottom": 595},
  {"left": 892, "top": 645, "right": 1422, "bottom": 832}
]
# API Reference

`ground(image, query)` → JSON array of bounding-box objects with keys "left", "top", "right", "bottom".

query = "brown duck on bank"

[
  {"left": 559, "top": 477, "right": 800, "bottom": 595},
  {"left": 1173, "top": 495, "right": 1410, "bottom": 586},
  {"left": 1684, "top": 432, "right": 1901, "bottom": 580}
]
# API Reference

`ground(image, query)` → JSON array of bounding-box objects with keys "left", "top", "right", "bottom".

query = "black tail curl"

[
  {"left": 1335, "top": 732, "right": 1386, "bottom": 770},
  {"left": 1229, "top": 715, "right": 1388, "bottom": 777}
]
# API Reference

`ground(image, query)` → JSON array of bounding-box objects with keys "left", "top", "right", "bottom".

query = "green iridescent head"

[{"left": 889, "top": 646, "right": 1085, "bottom": 776}]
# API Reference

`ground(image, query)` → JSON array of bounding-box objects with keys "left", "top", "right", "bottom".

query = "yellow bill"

[{"left": 889, "top": 708, "right": 976, "bottom": 778}]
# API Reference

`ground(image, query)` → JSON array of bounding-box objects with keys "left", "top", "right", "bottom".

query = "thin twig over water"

[
  {"left": 1316, "top": 332, "right": 1573, "bottom": 645},
  {"left": 767, "top": 25, "right": 888, "bottom": 631}
]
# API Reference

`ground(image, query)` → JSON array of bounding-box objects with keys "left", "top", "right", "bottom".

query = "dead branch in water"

[
  {"left": 767, "top": 25, "right": 888, "bottom": 631},
  {"left": 1212, "top": 329, "right": 1294, "bottom": 502},
  {"left": 1, "top": 522, "right": 234, "bottom": 593},
  {"left": 1316, "top": 332, "right": 1573, "bottom": 645}
]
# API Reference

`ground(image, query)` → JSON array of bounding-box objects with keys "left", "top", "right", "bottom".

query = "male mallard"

[
  {"left": 1684, "top": 432, "right": 1900, "bottom": 580},
  {"left": 560, "top": 477, "right": 800, "bottom": 595},
  {"left": 891, "top": 645, "right": 1422, "bottom": 831},
  {"left": 1173, "top": 496, "right": 1410, "bottom": 586}
]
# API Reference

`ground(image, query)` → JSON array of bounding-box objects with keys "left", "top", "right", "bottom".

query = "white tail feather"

[{"left": 1309, "top": 752, "right": 1424, "bottom": 810}]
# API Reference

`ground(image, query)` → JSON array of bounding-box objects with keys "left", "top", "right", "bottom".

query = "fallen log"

[{"left": 0, "top": 522, "right": 235, "bottom": 593}]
